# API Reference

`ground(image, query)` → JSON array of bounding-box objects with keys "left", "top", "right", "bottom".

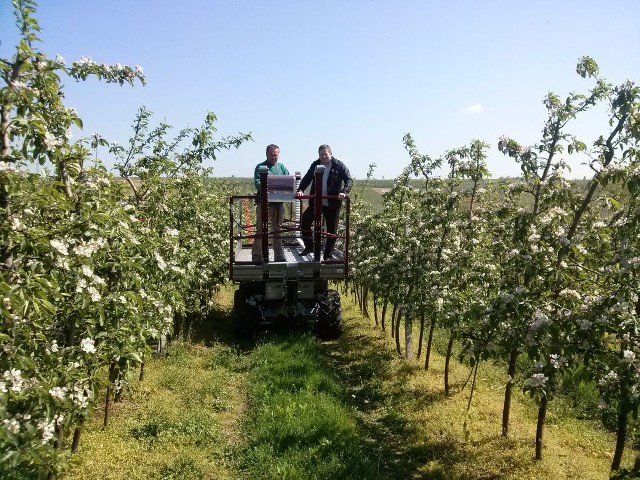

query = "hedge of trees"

[
  {"left": 348, "top": 57, "right": 640, "bottom": 476},
  {"left": 1, "top": 1, "right": 249, "bottom": 477}
]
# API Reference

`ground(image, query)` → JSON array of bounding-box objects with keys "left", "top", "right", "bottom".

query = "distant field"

[{"left": 116, "top": 176, "right": 607, "bottom": 214}]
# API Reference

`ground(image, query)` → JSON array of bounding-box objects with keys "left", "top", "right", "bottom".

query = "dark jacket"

[{"left": 298, "top": 158, "right": 353, "bottom": 208}]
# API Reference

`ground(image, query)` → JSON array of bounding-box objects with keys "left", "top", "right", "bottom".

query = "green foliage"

[
  {"left": 0, "top": 1, "right": 250, "bottom": 475},
  {"left": 350, "top": 56, "right": 640, "bottom": 470}
]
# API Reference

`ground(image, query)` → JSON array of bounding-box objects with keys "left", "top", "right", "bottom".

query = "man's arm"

[
  {"left": 297, "top": 163, "right": 315, "bottom": 193},
  {"left": 340, "top": 162, "right": 353, "bottom": 196},
  {"left": 254, "top": 163, "right": 262, "bottom": 190}
]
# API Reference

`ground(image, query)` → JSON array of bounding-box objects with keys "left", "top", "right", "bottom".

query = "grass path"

[
  {"left": 64, "top": 284, "right": 635, "bottom": 479},
  {"left": 324, "top": 295, "right": 634, "bottom": 479}
]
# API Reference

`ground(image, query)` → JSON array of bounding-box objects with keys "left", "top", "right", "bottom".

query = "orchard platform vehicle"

[{"left": 229, "top": 165, "right": 350, "bottom": 339}]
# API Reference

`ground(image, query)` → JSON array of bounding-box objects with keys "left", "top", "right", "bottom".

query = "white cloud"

[{"left": 463, "top": 103, "right": 484, "bottom": 114}]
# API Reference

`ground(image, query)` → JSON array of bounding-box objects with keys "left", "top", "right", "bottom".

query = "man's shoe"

[
  {"left": 323, "top": 252, "right": 333, "bottom": 260},
  {"left": 274, "top": 254, "right": 286, "bottom": 262},
  {"left": 300, "top": 247, "right": 313, "bottom": 256},
  {"left": 252, "top": 255, "right": 262, "bottom": 263}
]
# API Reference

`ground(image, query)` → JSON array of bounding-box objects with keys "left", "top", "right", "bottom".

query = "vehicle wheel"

[
  {"left": 315, "top": 290, "right": 342, "bottom": 340},
  {"left": 233, "top": 288, "right": 258, "bottom": 339}
]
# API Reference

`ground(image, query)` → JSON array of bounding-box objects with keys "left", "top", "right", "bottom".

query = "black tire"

[
  {"left": 315, "top": 290, "right": 342, "bottom": 340},
  {"left": 233, "top": 287, "right": 258, "bottom": 339}
]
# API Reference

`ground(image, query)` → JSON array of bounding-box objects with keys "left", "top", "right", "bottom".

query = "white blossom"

[
  {"left": 38, "top": 419, "right": 56, "bottom": 444},
  {"left": 170, "top": 265, "right": 185, "bottom": 275},
  {"left": 598, "top": 371, "right": 618, "bottom": 387},
  {"left": 43, "top": 131, "right": 61, "bottom": 151},
  {"left": 10, "top": 216, "right": 24, "bottom": 231},
  {"left": 499, "top": 293, "right": 514, "bottom": 303},
  {"left": 49, "top": 386, "right": 67, "bottom": 400},
  {"left": 550, "top": 354, "right": 568, "bottom": 369},
  {"left": 70, "top": 383, "right": 93, "bottom": 409},
  {"left": 9, "top": 80, "right": 27, "bottom": 90},
  {"left": 3, "top": 418, "right": 20, "bottom": 434},
  {"left": 87, "top": 286, "right": 101, "bottom": 302},
  {"left": 526, "top": 373, "right": 548, "bottom": 388},
  {"left": 80, "top": 337, "right": 96, "bottom": 354},
  {"left": 576, "top": 319, "right": 592, "bottom": 331},
  {"left": 50, "top": 239, "right": 69, "bottom": 256},
  {"left": 76, "top": 56, "right": 95, "bottom": 66},
  {"left": 81, "top": 265, "right": 94, "bottom": 278},
  {"left": 76, "top": 278, "right": 88, "bottom": 293},
  {"left": 559, "top": 289, "right": 582, "bottom": 300},
  {"left": 155, "top": 252, "right": 167, "bottom": 271},
  {"left": 4, "top": 369, "right": 25, "bottom": 393},
  {"left": 73, "top": 238, "right": 105, "bottom": 257}
]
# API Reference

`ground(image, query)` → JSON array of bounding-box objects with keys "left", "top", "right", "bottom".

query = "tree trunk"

[
  {"left": 373, "top": 296, "right": 379, "bottom": 326},
  {"left": 139, "top": 361, "right": 145, "bottom": 382},
  {"left": 424, "top": 317, "right": 436, "bottom": 371},
  {"left": 103, "top": 385, "right": 112, "bottom": 428},
  {"left": 103, "top": 362, "right": 116, "bottom": 428},
  {"left": 463, "top": 362, "right": 480, "bottom": 433},
  {"left": 390, "top": 303, "right": 398, "bottom": 338},
  {"left": 362, "top": 287, "right": 369, "bottom": 318},
  {"left": 395, "top": 308, "right": 402, "bottom": 355},
  {"left": 612, "top": 393, "right": 631, "bottom": 472},
  {"left": 404, "top": 310, "right": 412, "bottom": 359},
  {"left": 381, "top": 299, "right": 388, "bottom": 332},
  {"left": 416, "top": 312, "right": 425, "bottom": 359},
  {"left": 444, "top": 331, "right": 456, "bottom": 396},
  {"left": 502, "top": 348, "right": 519, "bottom": 436},
  {"left": 53, "top": 424, "right": 64, "bottom": 449},
  {"left": 535, "top": 395, "right": 548, "bottom": 461},
  {"left": 71, "top": 417, "right": 84, "bottom": 453}
]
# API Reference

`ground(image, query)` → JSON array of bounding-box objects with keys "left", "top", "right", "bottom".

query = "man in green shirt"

[{"left": 252, "top": 144, "right": 289, "bottom": 262}]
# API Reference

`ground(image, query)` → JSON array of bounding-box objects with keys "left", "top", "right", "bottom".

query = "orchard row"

[
  {"left": 348, "top": 58, "right": 639, "bottom": 476},
  {"left": 1, "top": 2, "right": 249, "bottom": 477}
]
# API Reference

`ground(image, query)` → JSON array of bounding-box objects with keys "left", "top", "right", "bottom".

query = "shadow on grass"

[
  {"left": 317, "top": 320, "right": 471, "bottom": 479},
  {"left": 171, "top": 288, "right": 470, "bottom": 479}
]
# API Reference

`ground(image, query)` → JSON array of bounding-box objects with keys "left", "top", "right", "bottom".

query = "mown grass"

[
  {"left": 336, "top": 293, "right": 638, "bottom": 479},
  {"left": 63, "top": 290, "right": 248, "bottom": 480},
  {"left": 237, "top": 334, "right": 381, "bottom": 479},
  {"left": 65, "top": 284, "right": 637, "bottom": 479}
]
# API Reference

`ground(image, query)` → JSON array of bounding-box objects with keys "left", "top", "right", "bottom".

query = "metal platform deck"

[
  {"left": 231, "top": 242, "right": 347, "bottom": 281},
  {"left": 234, "top": 244, "right": 345, "bottom": 263}
]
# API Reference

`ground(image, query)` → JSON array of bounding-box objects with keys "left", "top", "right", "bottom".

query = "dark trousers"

[{"left": 301, "top": 204, "right": 340, "bottom": 255}]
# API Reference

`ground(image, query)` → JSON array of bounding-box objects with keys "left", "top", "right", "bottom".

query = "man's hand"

[
  {"left": 295, "top": 190, "right": 304, "bottom": 198},
  {"left": 338, "top": 192, "right": 346, "bottom": 200}
]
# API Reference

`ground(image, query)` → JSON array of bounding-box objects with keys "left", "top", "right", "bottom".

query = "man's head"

[
  {"left": 266, "top": 144, "right": 280, "bottom": 165},
  {"left": 318, "top": 144, "right": 332, "bottom": 165}
]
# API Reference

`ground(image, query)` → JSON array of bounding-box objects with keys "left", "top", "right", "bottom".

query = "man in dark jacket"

[{"left": 295, "top": 144, "right": 352, "bottom": 259}]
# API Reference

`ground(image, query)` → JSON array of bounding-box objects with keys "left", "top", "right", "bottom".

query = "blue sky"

[{"left": 1, "top": 1, "right": 639, "bottom": 179}]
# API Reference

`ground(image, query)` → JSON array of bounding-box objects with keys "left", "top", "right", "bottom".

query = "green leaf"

[{"left": 608, "top": 197, "right": 621, "bottom": 209}]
